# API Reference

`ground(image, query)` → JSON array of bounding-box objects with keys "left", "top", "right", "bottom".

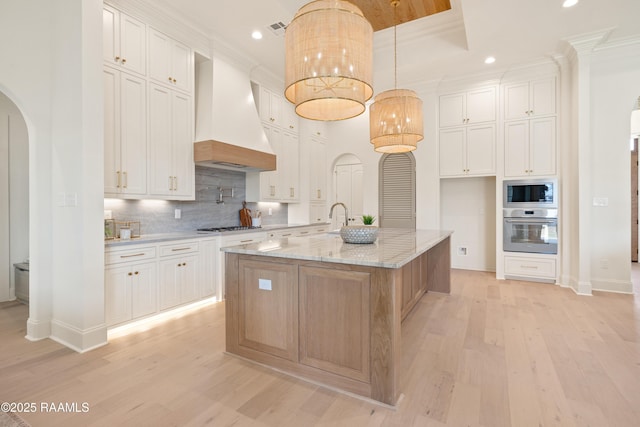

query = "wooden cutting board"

[{"left": 240, "top": 201, "right": 252, "bottom": 227}]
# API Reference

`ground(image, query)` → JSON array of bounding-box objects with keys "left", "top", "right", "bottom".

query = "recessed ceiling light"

[
  {"left": 251, "top": 30, "right": 263, "bottom": 40},
  {"left": 563, "top": 0, "right": 579, "bottom": 7},
  {"left": 484, "top": 56, "right": 496, "bottom": 64}
]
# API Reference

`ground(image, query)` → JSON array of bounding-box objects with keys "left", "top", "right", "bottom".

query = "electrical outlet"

[
  {"left": 175, "top": 208, "right": 181, "bottom": 219},
  {"left": 457, "top": 247, "right": 468, "bottom": 256},
  {"left": 268, "top": 208, "right": 272, "bottom": 215},
  {"left": 259, "top": 278, "right": 272, "bottom": 290}
]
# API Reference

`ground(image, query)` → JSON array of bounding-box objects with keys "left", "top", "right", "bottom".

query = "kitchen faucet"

[{"left": 329, "top": 202, "right": 349, "bottom": 227}]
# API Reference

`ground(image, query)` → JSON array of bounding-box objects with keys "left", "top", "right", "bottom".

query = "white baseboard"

[
  {"left": 26, "top": 317, "right": 51, "bottom": 341},
  {"left": 50, "top": 319, "right": 108, "bottom": 353},
  {"left": 590, "top": 277, "right": 633, "bottom": 294}
]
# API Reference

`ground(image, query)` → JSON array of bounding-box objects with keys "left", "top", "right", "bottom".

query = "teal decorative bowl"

[{"left": 340, "top": 226, "right": 378, "bottom": 244}]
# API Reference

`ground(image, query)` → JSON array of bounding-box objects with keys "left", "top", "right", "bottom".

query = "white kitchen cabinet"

[
  {"left": 199, "top": 238, "right": 219, "bottom": 300},
  {"left": 149, "top": 28, "right": 192, "bottom": 93},
  {"left": 158, "top": 240, "right": 200, "bottom": 310},
  {"left": 257, "top": 85, "right": 299, "bottom": 133},
  {"left": 504, "top": 78, "right": 556, "bottom": 121},
  {"left": 148, "top": 83, "right": 194, "bottom": 199},
  {"left": 103, "top": 5, "right": 146, "bottom": 76},
  {"left": 310, "top": 203, "right": 328, "bottom": 224},
  {"left": 504, "top": 117, "right": 556, "bottom": 177},
  {"left": 105, "top": 261, "right": 157, "bottom": 327},
  {"left": 280, "top": 130, "right": 300, "bottom": 202},
  {"left": 439, "top": 87, "right": 496, "bottom": 128},
  {"left": 247, "top": 125, "right": 299, "bottom": 202},
  {"left": 309, "top": 135, "right": 328, "bottom": 201},
  {"left": 259, "top": 85, "right": 283, "bottom": 127},
  {"left": 439, "top": 124, "right": 495, "bottom": 177},
  {"left": 104, "top": 67, "right": 147, "bottom": 197},
  {"left": 504, "top": 254, "right": 556, "bottom": 281}
]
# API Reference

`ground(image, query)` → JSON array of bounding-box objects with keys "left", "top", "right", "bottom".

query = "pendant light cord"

[{"left": 393, "top": 0, "right": 398, "bottom": 90}]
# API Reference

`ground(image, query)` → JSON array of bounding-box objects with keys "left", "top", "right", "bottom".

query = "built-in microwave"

[{"left": 503, "top": 179, "right": 557, "bottom": 209}]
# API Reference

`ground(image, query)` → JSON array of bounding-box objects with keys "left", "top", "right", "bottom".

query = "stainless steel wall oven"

[{"left": 503, "top": 208, "right": 558, "bottom": 254}]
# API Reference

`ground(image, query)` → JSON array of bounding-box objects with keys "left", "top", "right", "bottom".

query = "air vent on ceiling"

[{"left": 268, "top": 21, "right": 287, "bottom": 37}]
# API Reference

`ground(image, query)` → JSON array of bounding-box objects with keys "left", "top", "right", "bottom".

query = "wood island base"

[{"left": 224, "top": 235, "right": 450, "bottom": 406}]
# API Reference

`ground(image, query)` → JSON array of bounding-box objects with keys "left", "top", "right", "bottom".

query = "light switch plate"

[
  {"left": 259, "top": 278, "right": 272, "bottom": 291},
  {"left": 593, "top": 197, "right": 609, "bottom": 207}
]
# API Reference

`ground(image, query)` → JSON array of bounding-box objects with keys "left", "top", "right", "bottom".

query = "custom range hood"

[{"left": 194, "top": 56, "right": 276, "bottom": 172}]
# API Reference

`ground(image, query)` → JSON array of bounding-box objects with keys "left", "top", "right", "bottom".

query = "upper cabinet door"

[
  {"left": 504, "top": 78, "right": 556, "bottom": 121},
  {"left": 466, "top": 87, "right": 496, "bottom": 124},
  {"left": 439, "top": 87, "right": 496, "bottom": 127},
  {"left": 504, "top": 82, "right": 530, "bottom": 121},
  {"left": 529, "top": 78, "right": 556, "bottom": 118},
  {"left": 439, "top": 92, "right": 466, "bottom": 128},
  {"left": 149, "top": 28, "right": 192, "bottom": 94},
  {"left": 103, "top": 5, "right": 146, "bottom": 75}
]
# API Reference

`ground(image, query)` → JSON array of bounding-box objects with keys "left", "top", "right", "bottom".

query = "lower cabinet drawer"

[
  {"left": 105, "top": 246, "right": 156, "bottom": 265},
  {"left": 504, "top": 256, "right": 556, "bottom": 278},
  {"left": 159, "top": 241, "right": 199, "bottom": 257}
]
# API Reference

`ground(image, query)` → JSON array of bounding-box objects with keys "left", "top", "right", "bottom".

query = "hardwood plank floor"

[{"left": 1, "top": 268, "right": 640, "bottom": 426}]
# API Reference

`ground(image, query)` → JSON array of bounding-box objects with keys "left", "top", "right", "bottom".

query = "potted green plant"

[
  {"left": 361, "top": 215, "right": 376, "bottom": 225},
  {"left": 340, "top": 214, "right": 378, "bottom": 244}
]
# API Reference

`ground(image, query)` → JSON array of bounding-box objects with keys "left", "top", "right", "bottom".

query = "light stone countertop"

[
  {"left": 221, "top": 228, "right": 453, "bottom": 269},
  {"left": 104, "top": 223, "right": 331, "bottom": 248}
]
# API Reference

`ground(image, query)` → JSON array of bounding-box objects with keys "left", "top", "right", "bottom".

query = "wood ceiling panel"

[{"left": 348, "top": 0, "right": 451, "bottom": 31}]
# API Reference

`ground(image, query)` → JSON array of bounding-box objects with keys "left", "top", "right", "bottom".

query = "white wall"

[
  {"left": 0, "top": 0, "right": 107, "bottom": 351},
  {"left": 326, "top": 87, "right": 441, "bottom": 229},
  {"left": 588, "top": 42, "right": 640, "bottom": 292},
  {"left": 441, "top": 177, "right": 497, "bottom": 271}
]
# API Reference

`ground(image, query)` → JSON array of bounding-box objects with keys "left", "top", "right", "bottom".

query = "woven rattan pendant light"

[
  {"left": 369, "top": 0, "right": 423, "bottom": 153},
  {"left": 285, "top": 0, "right": 373, "bottom": 121}
]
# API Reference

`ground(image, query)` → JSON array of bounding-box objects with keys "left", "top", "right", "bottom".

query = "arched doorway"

[
  {"left": 379, "top": 152, "right": 416, "bottom": 229},
  {"left": 0, "top": 90, "right": 29, "bottom": 303}
]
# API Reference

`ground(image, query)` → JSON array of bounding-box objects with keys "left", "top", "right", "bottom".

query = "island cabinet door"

[
  {"left": 236, "top": 259, "right": 298, "bottom": 362},
  {"left": 299, "top": 266, "right": 371, "bottom": 383}
]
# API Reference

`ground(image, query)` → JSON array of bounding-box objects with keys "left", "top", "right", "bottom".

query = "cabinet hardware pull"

[
  {"left": 121, "top": 58, "right": 127, "bottom": 64},
  {"left": 115, "top": 56, "right": 120, "bottom": 62},
  {"left": 299, "top": 231, "right": 309, "bottom": 235},
  {"left": 116, "top": 171, "right": 121, "bottom": 188},
  {"left": 289, "top": 125, "right": 294, "bottom": 129},
  {"left": 120, "top": 253, "right": 146, "bottom": 258},
  {"left": 174, "top": 176, "right": 178, "bottom": 190},
  {"left": 134, "top": 271, "right": 139, "bottom": 275},
  {"left": 282, "top": 233, "right": 292, "bottom": 237},
  {"left": 123, "top": 171, "right": 128, "bottom": 189},
  {"left": 520, "top": 265, "right": 538, "bottom": 269},
  {"left": 128, "top": 272, "right": 133, "bottom": 276},
  {"left": 171, "top": 247, "right": 191, "bottom": 251},
  {"left": 168, "top": 76, "right": 173, "bottom": 82},
  {"left": 240, "top": 239, "right": 253, "bottom": 243}
]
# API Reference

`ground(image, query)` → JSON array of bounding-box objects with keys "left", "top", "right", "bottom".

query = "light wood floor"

[{"left": 1, "top": 268, "right": 640, "bottom": 427}]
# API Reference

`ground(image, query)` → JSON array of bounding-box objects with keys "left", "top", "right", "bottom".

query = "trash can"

[{"left": 14, "top": 262, "right": 29, "bottom": 303}]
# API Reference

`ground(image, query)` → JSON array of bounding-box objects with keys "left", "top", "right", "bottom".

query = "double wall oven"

[{"left": 503, "top": 179, "right": 558, "bottom": 254}]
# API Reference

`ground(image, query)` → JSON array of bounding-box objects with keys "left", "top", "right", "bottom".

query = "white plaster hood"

[{"left": 194, "top": 56, "right": 276, "bottom": 172}]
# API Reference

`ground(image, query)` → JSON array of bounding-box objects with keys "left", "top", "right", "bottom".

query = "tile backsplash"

[{"left": 104, "top": 167, "right": 288, "bottom": 235}]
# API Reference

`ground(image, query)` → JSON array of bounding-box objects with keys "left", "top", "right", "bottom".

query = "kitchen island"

[{"left": 222, "top": 228, "right": 452, "bottom": 406}]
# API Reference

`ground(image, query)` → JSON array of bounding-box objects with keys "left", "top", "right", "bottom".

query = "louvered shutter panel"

[{"left": 379, "top": 153, "right": 416, "bottom": 229}]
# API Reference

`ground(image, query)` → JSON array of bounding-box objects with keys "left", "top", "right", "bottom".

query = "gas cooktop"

[{"left": 197, "top": 226, "right": 262, "bottom": 233}]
